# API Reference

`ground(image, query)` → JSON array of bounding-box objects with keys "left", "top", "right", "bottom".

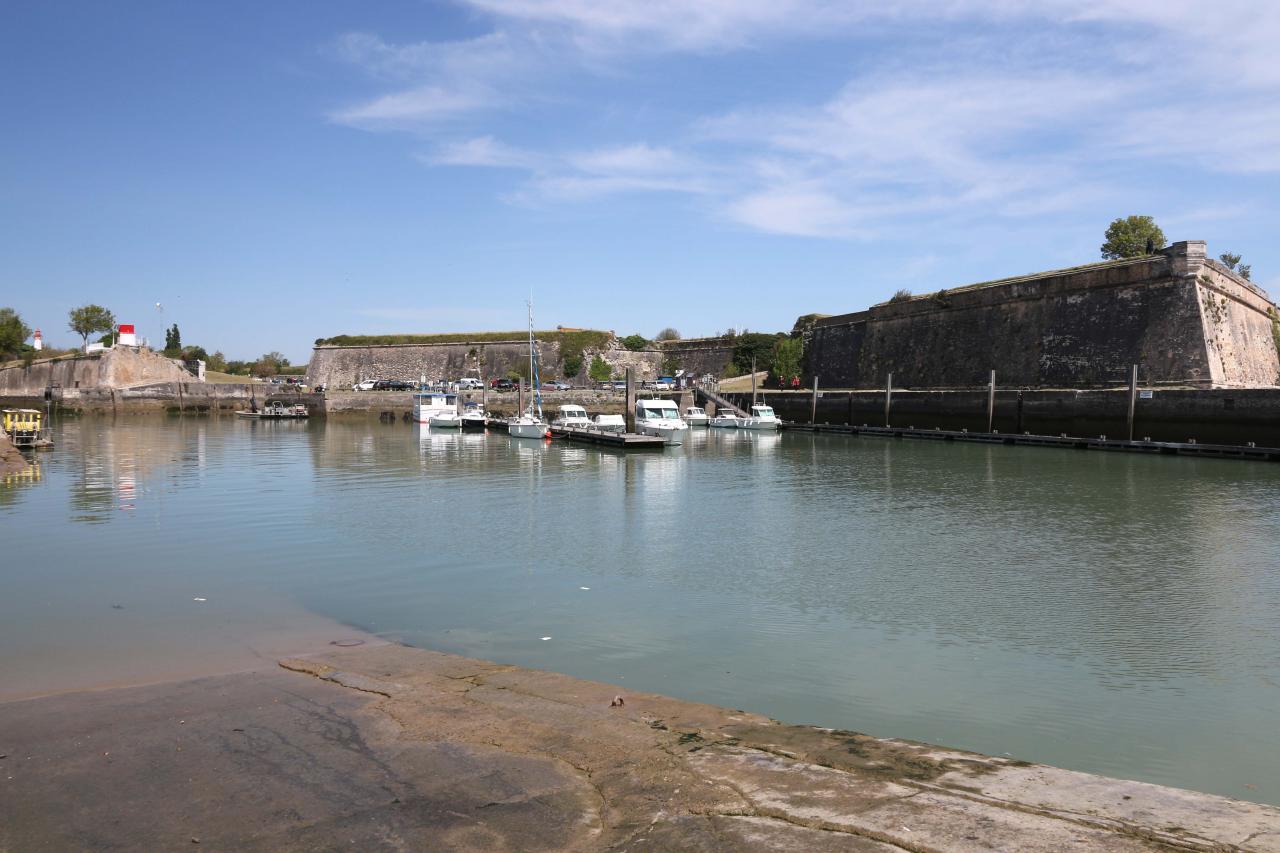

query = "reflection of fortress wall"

[{"left": 0, "top": 347, "right": 192, "bottom": 397}]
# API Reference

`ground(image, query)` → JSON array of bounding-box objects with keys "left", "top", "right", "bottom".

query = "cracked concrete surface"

[{"left": 2, "top": 644, "right": 1277, "bottom": 851}]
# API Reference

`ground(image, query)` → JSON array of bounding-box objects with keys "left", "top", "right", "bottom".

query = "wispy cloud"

[{"left": 325, "top": 1, "right": 1280, "bottom": 241}]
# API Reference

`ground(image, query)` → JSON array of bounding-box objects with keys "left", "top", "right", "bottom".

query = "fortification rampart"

[
  {"left": 307, "top": 337, "right": 662, "bottom": 388},
  {"left": 0, "top": 347, "right": 194, "bottom": 397},
  {"left": 804, "top": 241, "right": 1279, "bottom": 389},
  {"left": 654, "top": 335, "right": 736, "bottom": 377}
]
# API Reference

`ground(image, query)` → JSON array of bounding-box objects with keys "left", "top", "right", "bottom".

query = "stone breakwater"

[
  {"left": 0, "top": 431, "right": 25, "bottom": 475},
  {"left": 1, "top": 644, "right": 1275, "bottom": 850}
]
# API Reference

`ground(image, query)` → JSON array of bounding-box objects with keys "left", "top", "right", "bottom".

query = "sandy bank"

[
  {"left": 0, "top": 431, "right": 26, "bottom": 475},
  {"left": 2, "top": 643, "right": 1275, "bottom": 851}
]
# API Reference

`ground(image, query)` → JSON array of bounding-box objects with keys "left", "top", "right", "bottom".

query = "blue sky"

[{"left": 5, "top": 1, "right": 1280, "bottom": 363}]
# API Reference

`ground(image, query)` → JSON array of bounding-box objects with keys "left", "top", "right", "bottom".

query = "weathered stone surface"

[
  {"left": 657, "top": 335, "right": 738, "bottom": 378},
  {"left": 0, "top": 347, "right": 194, "bottom": 396},
  {"left": 4, "top": 644, "right": 1275, "bottom": 851},
  {"left": 805, "top": 241, "right": 1279, "bottom": 389},
  {"left": 0, "top": 431, "right": 26, "bottom": 474},
  {"left": 307, "top": 338, "right": 663, "bottom": 390}
]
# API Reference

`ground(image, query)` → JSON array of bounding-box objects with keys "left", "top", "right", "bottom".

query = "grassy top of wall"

[{"left": 315, "top": 330, "right": 613, "bottom": 350}]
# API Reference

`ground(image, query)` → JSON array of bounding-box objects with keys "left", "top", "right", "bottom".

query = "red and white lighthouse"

[
  {"left": 32, "top": 329, "right": 42, "bottom": 351},
  {"left": 118, "top": 324, "right": 136, "bottom": 347}
]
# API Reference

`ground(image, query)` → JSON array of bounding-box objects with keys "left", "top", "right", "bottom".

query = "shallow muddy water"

[{"left": 3, "top": 416, "right": 1278, "bottom": 805}]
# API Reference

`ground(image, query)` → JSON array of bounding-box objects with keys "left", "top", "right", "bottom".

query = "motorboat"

[
  {"left": 683, "top": 405, "right": 709, "bottom": 426},
  {"left": 634, "top": 399, "right": 688, "bottom": 445},
  {"left": 429, "top": 410, "right": 463, "bottom": 429},
  {"left": 236, "top": 402, "right": 308, "bottom": 419},
  {"left": 461, "top": 403, "right": 488, "bottom": 431},
  {"left": 414, "top": 392, "right": 458, "bottom": 424},
  {"left": 709, "top": 408, "right": 740, "bottom": 428},
  {"left": 740, "top": 404, "right": 782, "bottom": 430},
  {"left": 593, "top": 414, "right": 625, "bottom": 433},
  {"left": 508, "top": 299, "right": 549, "bottom": 440},
  {"left": 552, "top": 404, "right": 591, "bottom": 429}
]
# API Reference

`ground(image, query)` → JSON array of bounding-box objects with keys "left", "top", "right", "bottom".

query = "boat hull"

[
  {"left": 508, "top": 421, "right": 549, "bottom": 439},
  {"left": 637, "top": 423, "right": 687, "bottom": 445},
  {"left": 740, "top": 419, "right": 780, "bottom": 431}
]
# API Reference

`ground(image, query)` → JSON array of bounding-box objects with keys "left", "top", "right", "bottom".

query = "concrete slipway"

[{"left": 1, "top": 644, "right": 1276, "bottom": 851}]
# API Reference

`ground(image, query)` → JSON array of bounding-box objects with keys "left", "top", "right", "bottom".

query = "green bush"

[
  {"left": 621, "top": 334, "right": 649, "bottom": 351},
  {"left": 588, "top": 356, "right": 612, "bottom": 382}
]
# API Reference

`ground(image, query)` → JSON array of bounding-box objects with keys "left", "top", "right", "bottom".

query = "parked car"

[
  {"left": 353, "top": 379, "right": 377, "bottom": 391},
  {"left": 653, "top": 377, "right": 675, "bottom": 391},
  {"left": 543, "top": 381, "right": 571, "bottom": 391},
  {"left": 494, "top": 379, "right": 517, "bottom": 392},
  {"left": 456, "top": 378, "right": 484, "bottom": 390}
]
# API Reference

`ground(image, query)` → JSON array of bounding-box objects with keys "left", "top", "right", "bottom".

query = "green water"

[{"left": 2, "top": 417, "right": 1278, "bottom": 805}]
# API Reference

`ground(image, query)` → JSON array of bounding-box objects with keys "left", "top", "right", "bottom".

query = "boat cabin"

[
  {"left": 751, "top": 405, "right": 776, "bottom": 418},
  {"left": 635, "top": 399, "right": 681, "bottom": 421},
  {"left": 2, "top": 409, "right": 44, "bottom": 447}
]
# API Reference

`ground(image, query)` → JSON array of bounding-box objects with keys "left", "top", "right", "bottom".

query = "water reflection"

[{"left": 4, "top": 418, "right": 1279, "bottom": 806}]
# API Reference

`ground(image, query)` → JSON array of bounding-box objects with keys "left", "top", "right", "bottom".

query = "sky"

[{"left": 4, "top": 1, "right": 1280, "bottom": 363}]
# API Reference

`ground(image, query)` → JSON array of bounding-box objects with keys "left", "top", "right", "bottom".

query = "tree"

[
  {"left": 771, "top": 337, "right": 803, "bottom": 382},
  {"left": 252, "top": 351, "right": 289, "bottom": 377},
  {"left": 731, "top": 332, "right": 785, "bottom": 376},
  {"left": 164, "top": 324, "right": 182, "bottom": 353},
  {"left": 562, "top": 352, "right": 583, "bottom": 377},
  {"left": 206, "top": 351, "right": 228, "bottom": 372},
  {"left": 68, "top": 304, "right": 116, "bottom": 350},
  {"left": 1220, "top": 252, "right": 1253, "bottom": 280},
  {"left": 1100, "top": 216, "right": 1166, "bottom": 259},
  {"left": 888, "top": 289, "right": 913, "bottom": 303},
  {"left": 588, "top": 356, "right": 612, "bottom": 382},
  {"left": 621, "top": 334, "right": 649, "bottom": 351},
  {"left": 654, "top": 327, "right": 681, "bottom": 341},
  {"left": 0, "top": 308, "right": 31, "bottom": 359}
]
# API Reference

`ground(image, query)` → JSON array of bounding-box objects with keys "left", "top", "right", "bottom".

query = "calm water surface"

[{"left": 3, "top": 417, "right": 1279, "bottom": 805}]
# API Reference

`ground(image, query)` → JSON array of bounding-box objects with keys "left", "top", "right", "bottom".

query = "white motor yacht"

[
  {"left": 709, "top": 408, "right": 741, "bottom": 428},
  {"left": 414, "top": 392, "right": 458, "bottom": 424},
  {"left": 552, "top": 404, "right": 591, "bottom": 429},
  {"left": 593, "top": 414, "right": 625, "bottom": 433},
  {"left": 634, "top": 399, "right": 688, "bottom": 445},
  {"left": 683, "top": 405, "right": 709, "bottom": 426},
  {"left": 460, "top": 402, "right": 487, "bottom": 431},
  {"left": 740, "top": 404, "right": 782, "bottom": 430},
  {"left": 429, "top": 410, "right": 463, "bottom": 429}
]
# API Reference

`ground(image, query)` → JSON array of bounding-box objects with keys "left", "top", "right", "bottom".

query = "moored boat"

[
  {"left": 461, "top": 403, "right": 488, "bottom": 431},
  {"left": 740, "top": 404, "right": 782, "bottom": 430},
  {"left": 634, "top": 399, "right": 688, "bottom": 445},
  {"left": 552, "top": 404, "right": 591, "bottom": 429},
  {"left": 709, "top": 408, "right": 740, "bottom": 428},
  {"left": 414, "top": 392, "right": 458, "bottom": 424},
  {"left": 683, "top": 405, "right": 709, "bottom": 426},
  {"left": 508, "top": 299, "right": 549, "bottom": 440},
  {"left": 593, "top": 414, "right": 625, "bottom": 433},
  {"left": 236, "top": 402, "right": 308, "bottom": 419},
  {"left": 429, "top": 411, "right": 463, "bottom": 429}
]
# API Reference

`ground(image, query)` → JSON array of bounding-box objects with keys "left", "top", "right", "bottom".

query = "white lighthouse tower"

[{"left": 32, "top": 329, "right": 43, "bottom": 351}]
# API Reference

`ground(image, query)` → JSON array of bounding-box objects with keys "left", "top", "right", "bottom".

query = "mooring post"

[
  {"left": 884, "top": 373, "right": 892, "bottom": 427},
  {"left": 847, "top": 391, "right": 855, "bottom": 426},
  {"left": 751, "top": 355, "right": 758, "bottom": 405},
  {"left": 987, "top": 370, "right": 996, "bottom": 433},
  {"left": 625, "top": 366, "right": 635, "bottom": 433},
  {"left": 1127, "top": 364, "right": 1138, "bottom": 441},
  {"left": 518, "top": 381, "right": 524, "bottom": 418},
  {"left": 810, "top": 376, "right": 819, "bottom": 424}
]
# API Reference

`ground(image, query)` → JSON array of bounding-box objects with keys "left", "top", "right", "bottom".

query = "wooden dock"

[
  {"left": 783, "top": 422, "right": 1280, "bottom": 461},
  {"left": 549, "top": 425, "right": 666, "bottom": 449}
]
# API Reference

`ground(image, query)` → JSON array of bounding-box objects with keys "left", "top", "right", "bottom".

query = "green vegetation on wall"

[
  {"left": 731, "top": 332, "right": 787, "bottom": 375},
  {"left": 315, "top": 330, "right": 611, "bottom": 349},
  {"left": 588, "top": 355, "right": 612, "bottom": 382},
  {"left": 620, "top": 334, "right": 649, "bottom": 351},
  {"left": 1100, "top": 215, "right": 1166, "bottom": 259}
]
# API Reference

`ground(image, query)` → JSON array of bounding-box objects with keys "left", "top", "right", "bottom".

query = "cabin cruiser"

[
  {"left": 740, "top": 404, "right": 782, "bottom": 431},
  {"left": 552, "top": 404, "right": 591, "bottom": 429},
  {"left": 461, "top": 402, "right": 487, "bottom": 431},
  {"left": 593, "top": 414, "right": 625, "bottom": 433},
  {"left": 634, "top": 399, "right": 688, "bottom": 445},
  {"left": 413, "top": 391, "right": 458, "bottom": 424},
  {"left": 709, "top": 408, "right": 741, "bottom": 428},
  {"left": 683, "top": 405, "right": 709, "bottom": 426},
  {"left": 429, "top": 410, "right": 463, "bottom": 429}
]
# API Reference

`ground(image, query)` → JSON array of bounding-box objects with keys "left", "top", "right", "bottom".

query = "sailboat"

[{"left": 508, "top": 301, "right": 550, "bottom": 439}]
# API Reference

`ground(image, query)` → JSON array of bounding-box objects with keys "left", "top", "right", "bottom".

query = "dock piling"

[
  {"left": 1127, "top": 364, "right": 1138, "bottom": 442},
  {"left": 987, "top": 370, "right": 996, "bottom": 433},
  {"left": 884, "top": 373, "right": 893, "bottom": 427},
  {"left": 810, "top": 376, "right": 819, "bottom": 424}
]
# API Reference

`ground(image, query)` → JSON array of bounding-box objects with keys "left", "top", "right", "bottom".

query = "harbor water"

[{"left": 2, "top": 416, "right": 1278, "bottom": 806}]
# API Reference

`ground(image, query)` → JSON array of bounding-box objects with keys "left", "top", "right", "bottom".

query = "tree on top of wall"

[
  {"left": 588, "top": 355, "right": 612, "bottom": 382},
  {"left": 654, "top": 327, "right": 681, "bottom": 341},
  {"left": 0, "top": 307, "right": 32, "bottom": 360},
  {"left": 1219, "top": 252, "right": 1253, "bottom": 280},
  {"left": 1100, "top": 216, "right": 1166, "bottom": 259},
  {"left": 68, "top": 304, "right": 116, "bottom": 350}
]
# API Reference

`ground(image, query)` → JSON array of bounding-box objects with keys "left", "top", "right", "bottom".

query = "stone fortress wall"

[
  {"left": 803, "top": 241, "right": 1280, "bottom": 389},
  {"left": 0, "top": 346, "right": 194, "bottom": 397},
  {"left": 306, "top": 335, "right": 663, "bottom": 389}
]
